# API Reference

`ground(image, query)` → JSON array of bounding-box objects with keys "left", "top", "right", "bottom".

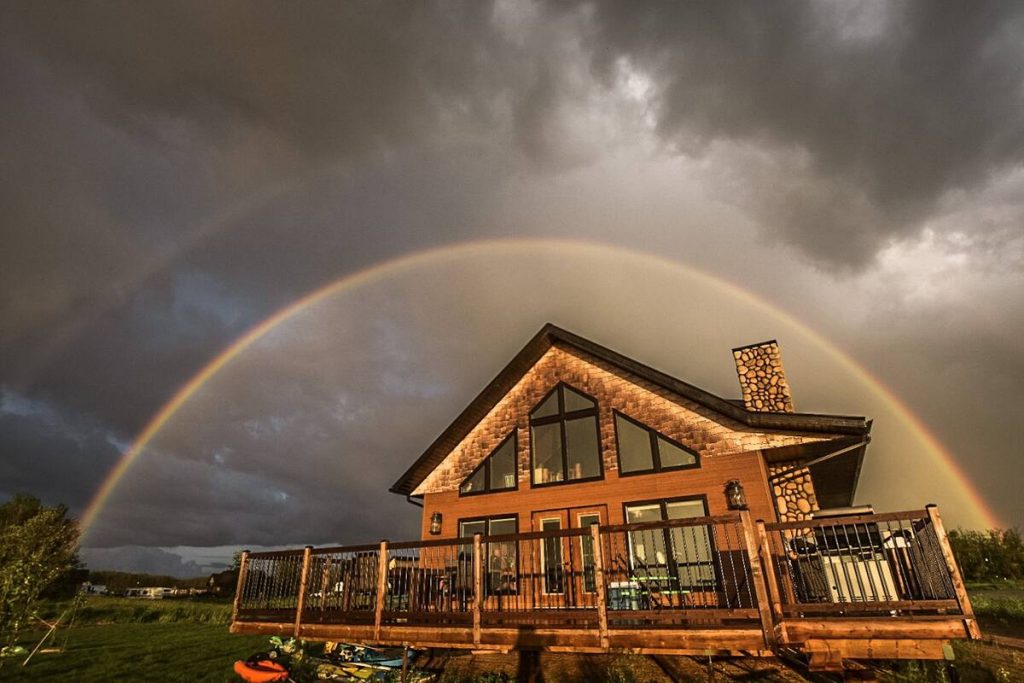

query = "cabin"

[{"left": 231, "top": 324, "right": 979, "bottom": 671}]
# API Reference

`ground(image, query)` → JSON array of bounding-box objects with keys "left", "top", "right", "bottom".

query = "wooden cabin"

[{"left": 231, "top": 324, "right": 979, "bottom": 671}]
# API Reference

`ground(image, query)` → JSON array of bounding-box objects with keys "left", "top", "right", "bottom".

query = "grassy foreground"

[
  {"left": 1, "top": 622, "right": 266, "bottom": 682},
  {"left": 0, "top": 598, "right": 265, "bottom": 682},
  {"left": 2, "top": 592, "right": 1023, "bottom": 681}
]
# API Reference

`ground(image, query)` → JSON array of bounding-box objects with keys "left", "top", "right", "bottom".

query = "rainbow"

[{"left": 78, "top": 239, "right": 1003, "bottom": 538}]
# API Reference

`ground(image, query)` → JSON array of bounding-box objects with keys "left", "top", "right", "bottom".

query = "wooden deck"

[{"left": 230, "top": 506, "right": 978, "bottom": 669}]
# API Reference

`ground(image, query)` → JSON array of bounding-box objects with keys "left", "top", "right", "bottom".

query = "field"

[
  {"left": 1, "top": 592, "right": 1023, "bottom": 681},
  {"left": 0, "top": 598, "right": 266, "bottom": 682}
]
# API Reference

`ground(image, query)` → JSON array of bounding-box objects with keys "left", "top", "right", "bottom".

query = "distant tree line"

[
  {"left": 86, "top": 570, "right": 209, "bottom": 593},
  {"left": 949, "top": 528, "right": 1024, "bottom": 581}
]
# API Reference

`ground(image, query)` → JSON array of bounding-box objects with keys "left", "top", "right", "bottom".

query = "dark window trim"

[
  {"left": 622, "top": 494, "right": 709, "bottom": 521},
  {"left": 457, "top": 514, "right": 519, "bottom": 597},
  {"left": 457, "top": 513, "right": 520, "bottom": 537},
  {"left": 621, "top": 495, "right": 719, "bottom": 592},
  {"left": 458, "top": 432, "right": 518, "bottom": 497},
  {"left": 529, "top": 382, "right": 605, "bottom": 488},
  {"left": 613, "top": 410, "right": 701, "bottom": 477}
]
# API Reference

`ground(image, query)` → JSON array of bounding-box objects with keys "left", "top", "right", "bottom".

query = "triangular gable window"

[
  {"left": 614, "top": 411, "right": 699, "bottom": 475},
  {"left": 460, "top": 433, "right": 517, "bottom": 495}
]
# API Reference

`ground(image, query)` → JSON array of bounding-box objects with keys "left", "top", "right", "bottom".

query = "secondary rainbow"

[{"left": 78, "top": 239, "right": 1003, "bottom": 538}]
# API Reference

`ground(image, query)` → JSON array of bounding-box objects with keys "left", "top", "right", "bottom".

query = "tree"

[
  {"left": 0, "top": 494, "right": 80, "bottom": 648},
  {"left": 948, "top": 527, "right": 1024, "bottom": 581}
]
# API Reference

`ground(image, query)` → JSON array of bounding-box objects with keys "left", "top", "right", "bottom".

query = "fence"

[{"left": 232, "top": 506, "right": 974, "bottom": 645}]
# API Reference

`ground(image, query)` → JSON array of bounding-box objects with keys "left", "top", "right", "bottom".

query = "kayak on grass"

[{"left": 233, "top": 657, "right": 289, "bottom": 683}]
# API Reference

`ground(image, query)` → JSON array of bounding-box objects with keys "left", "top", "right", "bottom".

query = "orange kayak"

[{"left": 233, "top": 659, "right": 289, "bottom": 682}]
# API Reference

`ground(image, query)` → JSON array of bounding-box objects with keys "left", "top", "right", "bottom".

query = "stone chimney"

[{"left": 732, "top": 340, "right": 794, "bottom": 413}]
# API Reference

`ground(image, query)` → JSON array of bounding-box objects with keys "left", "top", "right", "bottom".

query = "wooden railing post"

[
  {"left": 374, "top": 540, "right": 389, "bottom": 642},
  {"left": 926, "top": 504, "right": 981, "bottom": 639},
  {"left": 294, "top": 546, "right": 313, "bottom": 639},
  {"left": 754, "top": 520, "right": 786, "bottom": 644},
  {"left": 472, "top": 533, "right": 483, "bottom": 647},
  {"left": 590, "top": 523, "right": 610, "bottom": 650},
  {"left": 230, "top": 550, "right": 249, "bottom": 626},
  {"left": 739, "top": 510, "right": 777, "bottom": 649}
]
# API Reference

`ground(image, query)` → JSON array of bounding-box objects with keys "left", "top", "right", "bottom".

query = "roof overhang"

[
  {"left": 390, "top": 323, "right": 872, "bottom": 496},
  {"left": 761, "top": 435, "right": 871, "bottom": 508}
]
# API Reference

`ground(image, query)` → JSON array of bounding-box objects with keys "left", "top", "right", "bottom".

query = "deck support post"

[
  {"left": 473, "top": 533, "right": 483, "bottom": 647},
  {"left": 590, "top": 523, "right": 610, "bottom": 650},
  {"left": 739, "top": 510, "right": 777, "bottom": 649},
  {"left": 754, "top": 519, "right": 786, "bottom": 643},
  {"left": 294, "top": 545, "right": 313, "bottom": 639},
  {"left": 374, "top": 540, "right": 389, "bottom": 642},
  {"left": 926, "top": 505, "right": 981, "bottom": 639},
  {"left": 231, "top": 550, "right": 250, "bottom": 624}
]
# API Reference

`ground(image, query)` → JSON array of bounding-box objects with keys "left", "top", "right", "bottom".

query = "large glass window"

[
  {"left": 530, "top": 384, "right": 602, "bottom": 486},
  {"left": 614, "top": 412, "right": 699, "bottom": 475},
  {"left": 460, "top": 433, "right": 517, "bottom": 495},
  {"left": 459, "top": 516, "right": 518, "bottom": 595},
  {"left": 624, "top": 497, "right": 716, "bottom": 592}
]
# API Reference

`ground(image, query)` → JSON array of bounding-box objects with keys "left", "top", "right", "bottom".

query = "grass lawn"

[
  {"left": 1, "top": 622, "right": 266, "bottom": 682},
  {"left": 2, "top": 590, "right": 1023, "bottom": 681}
]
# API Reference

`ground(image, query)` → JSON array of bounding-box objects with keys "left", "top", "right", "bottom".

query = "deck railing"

[
  {"left": 232, "top": 506, "right": 976, "bottom": 648},
  {"left": 760, "top": 509, "right": 960, "bottom": 616}
]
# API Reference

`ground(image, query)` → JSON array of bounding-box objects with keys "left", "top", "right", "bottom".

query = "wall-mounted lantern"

[
  {"left": 429, "top": 511, "right": 443, "bottom": 535},
  {"left": 725, "top": 480, "right": 748, "bottom": 510}
]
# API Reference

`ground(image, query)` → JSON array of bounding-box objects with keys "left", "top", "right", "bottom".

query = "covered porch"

[{"left": 230, "top": 505, "right": 978, "bottom": 670}]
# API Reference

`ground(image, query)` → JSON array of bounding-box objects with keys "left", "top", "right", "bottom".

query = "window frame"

[
  {"left": 529, "top": 383, "right": 605, "bottom": 488},
  {"left": 458, "top": 432, "right": 519, "bottom": 497},
  {"left": 458, "top": 514, "right": 519, "bottom": 596},
  {"left": 612, "top": 410, "right": 700, "bottom": 477},
  {"left": 621, "top": 495, "right": 719, "bottom": 593}
]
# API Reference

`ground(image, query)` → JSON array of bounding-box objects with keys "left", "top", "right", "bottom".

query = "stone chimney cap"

[{"left": 732, "top": 339, "right": 780, "bottom": 354}]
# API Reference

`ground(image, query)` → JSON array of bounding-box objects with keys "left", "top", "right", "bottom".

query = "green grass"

[
  {"left": 1, "top": 623, "right": 266, "bottom": 682},
  {"left": 36, "top": 596, "right": 234, "bottom": 626}
]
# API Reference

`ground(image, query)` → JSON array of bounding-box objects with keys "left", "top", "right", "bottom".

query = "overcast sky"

[{"left": 2, "top": 2, "right": 1023, "bottom": 576}]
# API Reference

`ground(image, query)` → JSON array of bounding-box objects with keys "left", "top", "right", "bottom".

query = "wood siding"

[{"left": 422, "top": 450, "right": 777, "bottom": 539}]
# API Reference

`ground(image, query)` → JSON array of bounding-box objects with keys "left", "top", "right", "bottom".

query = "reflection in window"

[
  {"left": 578, "top": 513, "right": 600, "bottom": 592},
  {"left": 614, "top": 412, "right": 699, "bottom": 474},
  {"left": 540, "top": 518, "right": 564, "bottom": 594},
  {"left": 459, "top": 516, "right": 518, "bottom": 595},
  {"left": 530, "top": 384, "right": 601, "bottom": 485},
  {"left": 624, "top": 498, "right": 715, "bottom": 591},
  {"left": 460, "top": 434, "right": 517, "bottom": 495}
]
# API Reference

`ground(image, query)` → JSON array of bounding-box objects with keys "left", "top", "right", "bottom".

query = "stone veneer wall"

[
  {"left": 768, "top": 463, "right": 819, "bottom": 522},
  {"left": 414, "top": 344, "right": 832, "bottom": 496},
  {"left": 732, "top": 341, "right": 794, "bottom": 413}
]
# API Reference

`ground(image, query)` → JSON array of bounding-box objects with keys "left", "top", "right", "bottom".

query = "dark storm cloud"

[
  {"left": 79, "top": 546, "right": 208, "bottom": 578},
  {"left": 1, "top": 1, "right": 1023, "bottom": 568},
  {"left": 583, "top": 1, "right": 1024, "bottom": 266},
  {"left": 0, "top": 390, "right": 120, "bottom": 510},
  {"left": 2, "top": 1, "right": 514, "bottom": 158}
]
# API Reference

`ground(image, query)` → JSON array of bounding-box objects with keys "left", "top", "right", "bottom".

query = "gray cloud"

[
  {"left": 0, "top": 2, "right": 1021, "bottom": 557},
  {"left": 582, "top": 1, "right": 1024, "bottom": 267}
]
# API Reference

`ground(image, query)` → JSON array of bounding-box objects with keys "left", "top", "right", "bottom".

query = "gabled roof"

[{"left": 390, "top": 323, "right": 871, "bottom": 496}]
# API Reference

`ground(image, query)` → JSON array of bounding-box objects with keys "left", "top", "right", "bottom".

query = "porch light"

[
  {"left": 429, "top": 511, "right": 443, "bottom": 535},
  {"left": 725, "top": 480, "right": 747, "bottom": 510}
]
